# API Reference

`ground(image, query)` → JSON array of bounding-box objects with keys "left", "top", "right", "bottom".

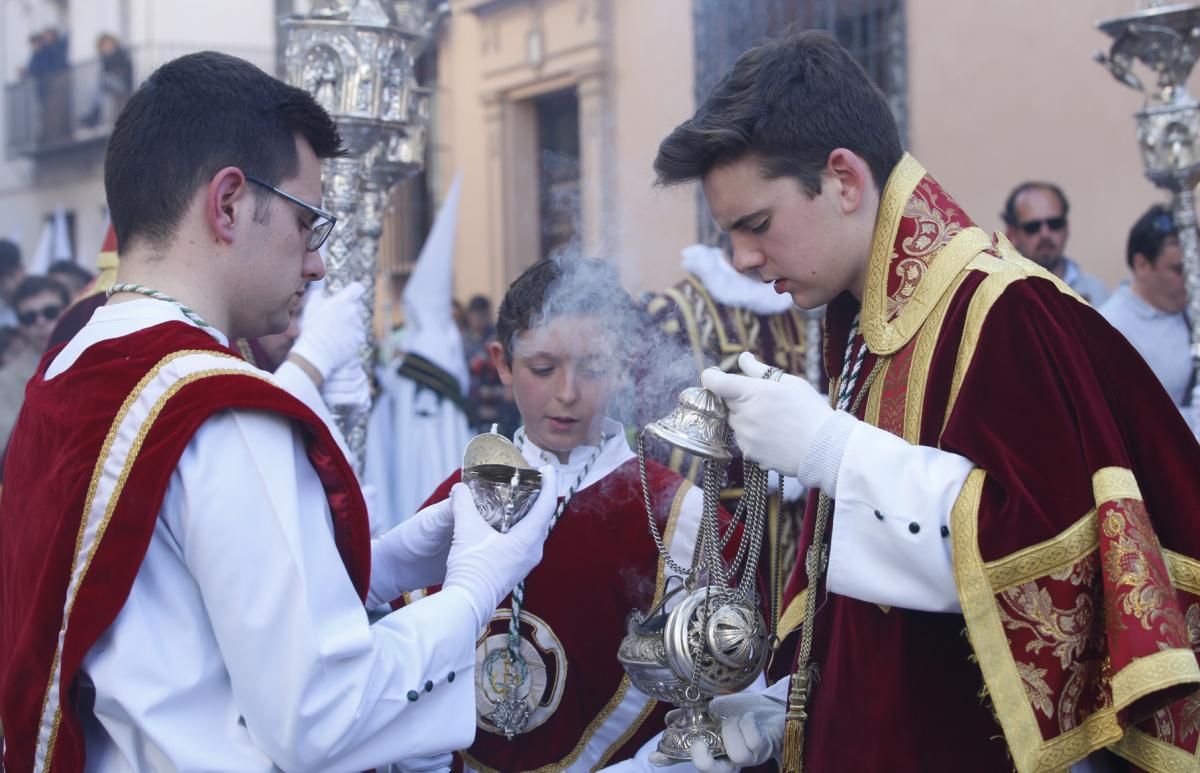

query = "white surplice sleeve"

[
  {"left": 173, "top": 409, "right": 478, "bottom": 772},
  {"left": 825, "top": 421, "right": 973, "bottom": 613}
]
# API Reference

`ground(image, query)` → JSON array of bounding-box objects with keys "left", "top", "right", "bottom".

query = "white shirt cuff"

[{"left": 826, "top": 422, "right": 972, "bottom": 613}]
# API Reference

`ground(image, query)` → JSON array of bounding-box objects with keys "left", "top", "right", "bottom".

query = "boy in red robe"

[{"left": 406, "top": 257, "right": 763, "bottom": 772}]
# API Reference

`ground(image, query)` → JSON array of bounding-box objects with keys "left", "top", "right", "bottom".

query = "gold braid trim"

[
  {"left": 1111, "top": 728, "right": 1200, "bottom": 772},
  {"left": 40, "top": 352, "right": 265, "bottom": 768},
  {"left": 954, "top": 464, "right": 1200, "bottom": 772},
  {"left": 983, "top": 511, "right": 1098, "bottom": 594},
  {"left": 1111, "top": 649, "right": 1200, "bottom": 714},
  {"left": 1164, "top": 550, "right": 1200, "bottom": 596}
]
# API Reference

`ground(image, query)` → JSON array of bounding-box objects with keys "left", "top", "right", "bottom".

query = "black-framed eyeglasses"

[
  {"left": 17, "top": 304, "right": 61, "bottom": 326},
  {"left": 244, "top": 174, "right": 337, "bottom": 252},
  {"left": 1018, "top": 217, "right": 1067, "bottom": 235}
]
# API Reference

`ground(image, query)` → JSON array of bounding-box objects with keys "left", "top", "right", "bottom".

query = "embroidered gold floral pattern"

[
  {"left": 900, "top": 182, "right": 964, "bottom": 259},
  {"left": 998, "top": 555, "right": 1111, "bottom": 733},
  {"left": 883, "top": 180, "right": 966, "bottom": 323},
  {"left": 1101, "top": 500, "right": 1188, "bottom": 647}
]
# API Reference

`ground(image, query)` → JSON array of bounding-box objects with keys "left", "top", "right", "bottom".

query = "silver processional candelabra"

[
  {"left": 1096, "top": 1, "right": 1200, "bottom": 367},
  {"left": 281, "top": 0, "right": 445, "bottom": 468}
]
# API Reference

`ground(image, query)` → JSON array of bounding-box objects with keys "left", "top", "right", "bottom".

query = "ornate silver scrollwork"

[
  {"left": 281, "top": 0, "right": 446, "bottom": 469},
  {"left": 1097, "top": 3, "right": 1200, "bottom": 363}
]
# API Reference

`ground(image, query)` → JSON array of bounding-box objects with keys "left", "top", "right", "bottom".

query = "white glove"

[
  {"left": 388, "top": 752, "right": 452, "bottom": 772},
  {"left": 702, "top": 352, "right": 856, "bottom": 497},
  {"left": 368, "top": 498, "right": 454, "bottom": 605},
  {"left": 322, "top": 360, "right": 371, "bottom": 412},
  {"left": 688, "top": 692, "right": 786, "bottom": 772},
  {"left": 442, "top": 468, "right": 559, "bottom": 629},
  {"left": 291, "top": 281, "right": 367, "bottom": 378}
]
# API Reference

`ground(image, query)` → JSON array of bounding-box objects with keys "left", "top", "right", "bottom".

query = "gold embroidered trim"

[
  {"left": 1038, "top": 707, "right": 1122, "bottom": 772},
  {"left": 861, "top": 155, "right": 993, "bottom": 355},
  {"left": 1164, "top": 550, "right": 1200, "bottom": 596},
  {"left": 861, "top": 153, "right": 924, "bottom": 353},
  {"left": 39, "top": 351, "right": 261, "bottom": 768},
  {"left": 1111, "top": 648, "right": 1200, "bottom": 713},
  {"left": 940, "top": 266, "right": 1020, "bottom": 436},
  {"left": 1111, "top": 727, "right": 1200, "bottom": 771},
  {"left": 940, "top": 241, "right": 1087, "bottom": 435},
  {"left": 776, "top": 588, "right": 809, "bottom": 641},
  {"left": 903, "top": 270, "right": 970, "bottom": 444},
  {"left": 1093, "top": 466, "right": 1142, "bottom": 504},
  {"left": 663, "top": 285, "right": 705, "bottom": 373},
  {"left": 863, "top": 356, "right": 888, "bottom": 427},
  {"left": 952, "top": 468, "right": 1051, "bottom": 773},
  {"left": 984, "top": 512, "right": 1098, "bottom": 594}
]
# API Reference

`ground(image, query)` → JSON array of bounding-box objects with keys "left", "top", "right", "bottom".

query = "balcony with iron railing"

[{"left": 4, "top": 44, "right": 275, "bottom": 160}]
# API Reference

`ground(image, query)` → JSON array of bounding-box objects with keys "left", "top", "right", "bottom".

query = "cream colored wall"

[
  {"left": 906, "top": 0, "right": 1199, "bottom": 289},
  {"left": 608, "top": 0, "right": 696, "bottom": 295},
  {"left": 438, "top": 0, "right": 697, "bottom": 305}
]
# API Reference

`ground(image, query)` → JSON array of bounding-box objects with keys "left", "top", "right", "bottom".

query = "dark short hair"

[
  {"left": 0, "top": 240, "right": 21, "bottom": 278},
  {"left": 654, "top": 29, "right": 902, "bottom": 196},
  {"left": 104, "top": 51, "right": 345, "bottom": 254},
  {"left": 467, "top": 294, "right": 491, "bottom": 313},
  {"left": 1127, "top": 204, "right": 1177, "bottom": 269},
  {"left": 1002, "top": 182, "right": 1070, "bottom": 227},
  {"left": 496, "top": 258, "right": 637, "bottom": 363},
  {"left": 47, "top": 260, "right": 94, "bottom": 286},
  {"left": 13, "top": 276, "right": 69, "bottom": 310}
]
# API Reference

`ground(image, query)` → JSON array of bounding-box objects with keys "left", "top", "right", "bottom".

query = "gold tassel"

[
  {"left": 781, "top": 673, "right": 809, "bottom": 772},
  {"left": 781, "top": 716, "right": 805, "bottom": 772}
]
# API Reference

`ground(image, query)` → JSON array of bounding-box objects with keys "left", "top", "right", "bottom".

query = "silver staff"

[
  {"left": 281, "top": 0, "right": 445, "bottom": 468},
  {"left": 1096, "top": 2, "right": 1200, "bottom": 366}
]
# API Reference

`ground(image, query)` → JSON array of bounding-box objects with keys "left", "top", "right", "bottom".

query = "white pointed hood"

[{"left": 402, "top": 172, "right": 468, "bottom": 393}]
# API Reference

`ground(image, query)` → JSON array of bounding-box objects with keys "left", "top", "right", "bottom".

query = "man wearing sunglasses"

[
  {"left": 0, "top": 51, "right": 559, "bottom": 772},
  {"left": 0, "top": 275, "right": 69, "bottom": 447},
  {"left": 1002, "top": 181, "right": 1109, "bottom": 306}
]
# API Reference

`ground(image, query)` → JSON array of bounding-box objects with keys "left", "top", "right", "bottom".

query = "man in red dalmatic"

[
  {"left": 0, "top": 51, "right": 559, "bottom": 772},
  {"left": 653, "top": 30, "right": 1200, "bottom": 773}
]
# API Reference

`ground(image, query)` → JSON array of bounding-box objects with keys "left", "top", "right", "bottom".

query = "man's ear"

[
  {"left": 1132, "top": 252, "right": 1152, "bottom": 275},
  {"left": 206, "top": 166, "right": 251, "bottom": 245},
  {"left": 488, "top": 339, "right": 513, "bottom": 386},
  {"left": 825, "top": 148, "right": 872, "bottom": 215}
]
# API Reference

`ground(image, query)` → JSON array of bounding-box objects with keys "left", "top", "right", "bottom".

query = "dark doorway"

[{"left": 536, "top": 89, "right": 581, "bottom": 260}]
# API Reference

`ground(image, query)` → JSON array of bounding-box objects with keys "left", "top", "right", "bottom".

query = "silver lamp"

[
  {"left": 1096, "top": 1, "right": 1200, "bottom": 365},
  {"left": 281, "top": 0, "right": 446, "bottom": 468}
]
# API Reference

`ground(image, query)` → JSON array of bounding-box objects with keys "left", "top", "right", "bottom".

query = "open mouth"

[{"left": 548, "top": 416, "right": 579, "bottom": 431}]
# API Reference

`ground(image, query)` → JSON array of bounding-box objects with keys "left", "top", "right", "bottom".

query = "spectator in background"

[
  {"left": 1100, "top": 204, "right": 1194, "bottom": 417},
  {"left": 0, "top": 275, "right": 70, "bottom": 445},
  {"left": 0, "top": 241, "right": 24, "bottom": 327},
  {"left": 461, "top": 294, "right": 494, "bottom": 363},
  {"left": 81, "top": 33, "right": 134, "bottom": 128},
  {"left": 47, "top": 260, "right": 95, "bottom": 300},
  {"left": 1002, "top": 181, "right": 1109, "bottom": 306},
  {"left": 31, "top": 28, "right": 71, "bottom": 142}
]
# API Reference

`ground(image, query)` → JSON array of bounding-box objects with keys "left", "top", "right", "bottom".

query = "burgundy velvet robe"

[
  {"left": 0, "top": 322, "right": 370, "bottom": 772},
  {"left": 776, "top": 154, "right": 1200, "bottom": 772}
]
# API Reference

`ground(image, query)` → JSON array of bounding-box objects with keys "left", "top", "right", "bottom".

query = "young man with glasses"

[
  {"left": 1002, "top": 181, "right": 1110, "bottom": 305},
  {"left": 654, "top": 29, "right": 1200, "bottom": 772},
  {"left": 0, "top": 51, "right": 560, "bottom": 772}
]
